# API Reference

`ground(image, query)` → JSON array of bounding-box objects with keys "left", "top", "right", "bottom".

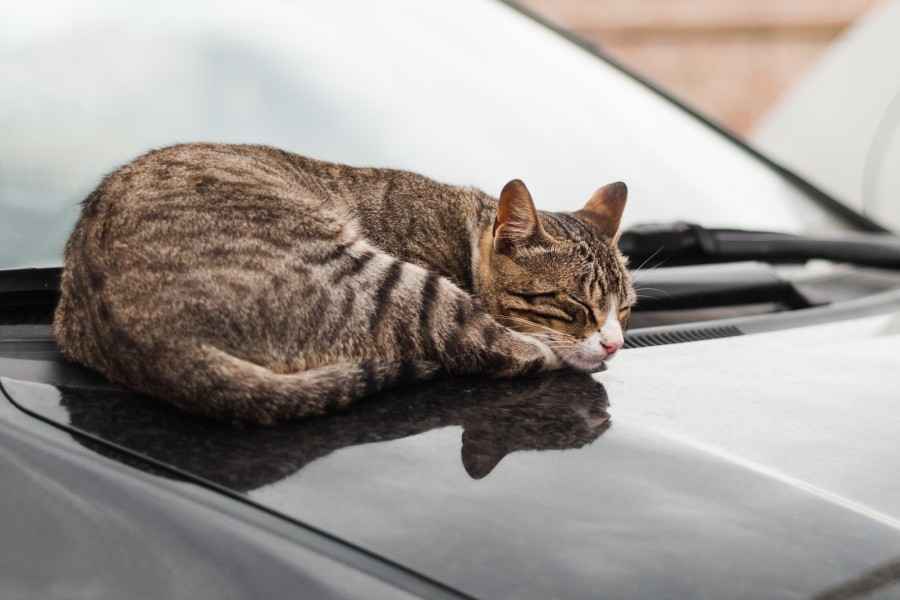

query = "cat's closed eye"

[
  {"left": 566, "top": 294, "right": 593, "bottom": 317},
  {"left": 506, "top": 292, "right": 575, "bottom": 323},
  {"left": 509, "top": 290, "right": 557, "bottom": 300},
  {"left": 618, "top": 306, "right": 632, "bottom": 328}
]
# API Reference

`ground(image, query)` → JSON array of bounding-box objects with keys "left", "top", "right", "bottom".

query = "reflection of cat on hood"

[
  {"left": 60, "top": 371, "right": 610, "bottom": 490},
  {"left": 458, "top": 378, "right": 610, "bottom": 479}
]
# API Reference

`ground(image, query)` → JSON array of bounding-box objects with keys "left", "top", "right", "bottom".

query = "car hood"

[{"left": 3, "top": 313, "right": 900, "bottom": 599}]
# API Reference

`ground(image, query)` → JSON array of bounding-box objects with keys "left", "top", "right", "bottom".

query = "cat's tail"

[{"left": 160, "top": 344, "right": 442, "bottom": 424}]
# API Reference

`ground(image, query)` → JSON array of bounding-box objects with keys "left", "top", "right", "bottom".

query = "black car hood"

[{"left": 3, "top": 313, "right": 900, "bottom": 599}]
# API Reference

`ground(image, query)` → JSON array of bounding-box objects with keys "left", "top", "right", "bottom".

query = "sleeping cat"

[{"left": 54, "top": 143, "right": 635, "bottom": 424}]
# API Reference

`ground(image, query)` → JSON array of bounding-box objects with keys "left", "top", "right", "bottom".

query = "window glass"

[{"left": 1, "top": 0, "right": 845, "bottom": 269}]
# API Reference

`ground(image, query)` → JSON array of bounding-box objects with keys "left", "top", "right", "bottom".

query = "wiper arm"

[{"left": 619, "top": 222, "right": 900, "bottom": 270}]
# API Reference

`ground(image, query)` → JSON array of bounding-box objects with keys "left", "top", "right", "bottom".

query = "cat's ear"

[
  {"left": 493, "top": 179, "right": 547, "bottom": 253},
  {"left": 461, "top": 432, "right": 507, "bottom": 480},
  {"left": 576, "top": 181, "right": 628, "bottom": 242}
]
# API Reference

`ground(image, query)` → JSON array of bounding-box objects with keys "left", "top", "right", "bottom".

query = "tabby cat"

[{"left": 54, "top": 143, "right": 635, "bottom": 424}]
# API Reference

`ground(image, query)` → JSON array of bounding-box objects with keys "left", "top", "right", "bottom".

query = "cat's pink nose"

[{"left": 603, "top": 340, "right": 623, "bottom": 355}]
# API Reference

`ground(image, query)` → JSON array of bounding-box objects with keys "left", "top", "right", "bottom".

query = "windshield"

[{"left": 2, "top": 0, "right": 852, "bottom": 270}]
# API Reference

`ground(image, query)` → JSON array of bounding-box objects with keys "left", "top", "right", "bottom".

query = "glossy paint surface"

[
  {"left": 4, "top": 313, "right": 900, "bottom": 599},
  {"left": 0, "top": 381, "right": 448, "bottom": 600}
]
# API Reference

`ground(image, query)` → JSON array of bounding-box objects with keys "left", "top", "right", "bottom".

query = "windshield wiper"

[
  {"left": 619, "top": 222, "right": 900, "bottom": 270},
  {"left": 631, "top": 261, "right": 813, "bottom": 311}
]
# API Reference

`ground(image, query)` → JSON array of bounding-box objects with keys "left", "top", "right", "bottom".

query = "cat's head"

[{"left": 481, "top": 179, "right": 635, "bottom": 372}]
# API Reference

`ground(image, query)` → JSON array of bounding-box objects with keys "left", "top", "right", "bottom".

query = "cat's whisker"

[
  {"left": 529, "top": 336, "right": 577, "bottom": 345},
  {"left": 630, "top": 246, "right": 665, "bottom": 272},
  {"left": 495, "top": 315, "right": 579, "bottom": 341},
  {"left": 645, "top": 260, "right": 669, "bottom": 272},
  {"left": 634, "top": 286, "right": 671, "bottom": 298}
]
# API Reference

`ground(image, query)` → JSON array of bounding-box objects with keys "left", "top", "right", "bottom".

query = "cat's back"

[
  {"left": 53, "top": 143, "right": 353, "bottom": 365},
  {"left": 83, "top": 143, "right": 320, "bottom": 218},
  {"left": 73, "top": 143, "right": 355, "bottom": 258}
]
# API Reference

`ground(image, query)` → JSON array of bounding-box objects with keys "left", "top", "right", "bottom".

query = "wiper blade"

[
  {"left": 619, "top": 222, "right": 900, "bottom": 270},
  {"left": 632, "top": 261, "right": 812, "bottom": 311}
]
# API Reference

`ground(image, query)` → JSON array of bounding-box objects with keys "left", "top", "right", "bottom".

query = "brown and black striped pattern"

[{"left": 54, "top": 143, "right": 633, "bottom": 424}]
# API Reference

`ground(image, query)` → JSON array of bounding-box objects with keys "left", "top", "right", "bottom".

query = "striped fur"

[{"left": 54, "top": 143, "right": 632, "bottom": 424}]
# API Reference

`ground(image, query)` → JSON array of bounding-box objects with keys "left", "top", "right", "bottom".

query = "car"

[
  {"left": 753, "top": 0, "right": 900, "bottom": 232},
  {"left": 3, "top": 2, "right": 900, "bottom": 599}
]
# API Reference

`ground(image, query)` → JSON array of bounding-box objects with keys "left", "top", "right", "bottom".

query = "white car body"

[{"left": 754, "top": 0, "right": 900, "bottom": 230}]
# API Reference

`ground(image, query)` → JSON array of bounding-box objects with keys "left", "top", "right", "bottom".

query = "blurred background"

[
  {"left": 516, "top": 0, "right": 883, "bottom": 134},
  {"left": 4, "top": 0, "right": 899, "bottom": 272}
]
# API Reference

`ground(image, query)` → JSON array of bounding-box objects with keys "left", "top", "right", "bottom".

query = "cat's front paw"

[{"left": 508, "top": 331, "right": 563, "bottom": 374}]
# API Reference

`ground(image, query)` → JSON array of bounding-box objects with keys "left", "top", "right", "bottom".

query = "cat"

[
  {"left": 58, "top": 372, "right": 611, "bottom": 489},
  {"left": 53, "top": 143, "right": 635, "bottom": 424}
]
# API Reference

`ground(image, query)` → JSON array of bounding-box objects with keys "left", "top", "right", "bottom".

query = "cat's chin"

[{"left": 561, "top": 353, "right": 608, "bottom": 374}]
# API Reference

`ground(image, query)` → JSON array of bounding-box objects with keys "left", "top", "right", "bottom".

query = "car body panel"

[
  {"left": 3, "top": 311, "right": 900, "bottom": 599},
  {"left": 0, "top": 382, "right": 452, "bottom": 600},
  {"left": 754, "top": 0, "right": 900, "bottom": 230}
]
